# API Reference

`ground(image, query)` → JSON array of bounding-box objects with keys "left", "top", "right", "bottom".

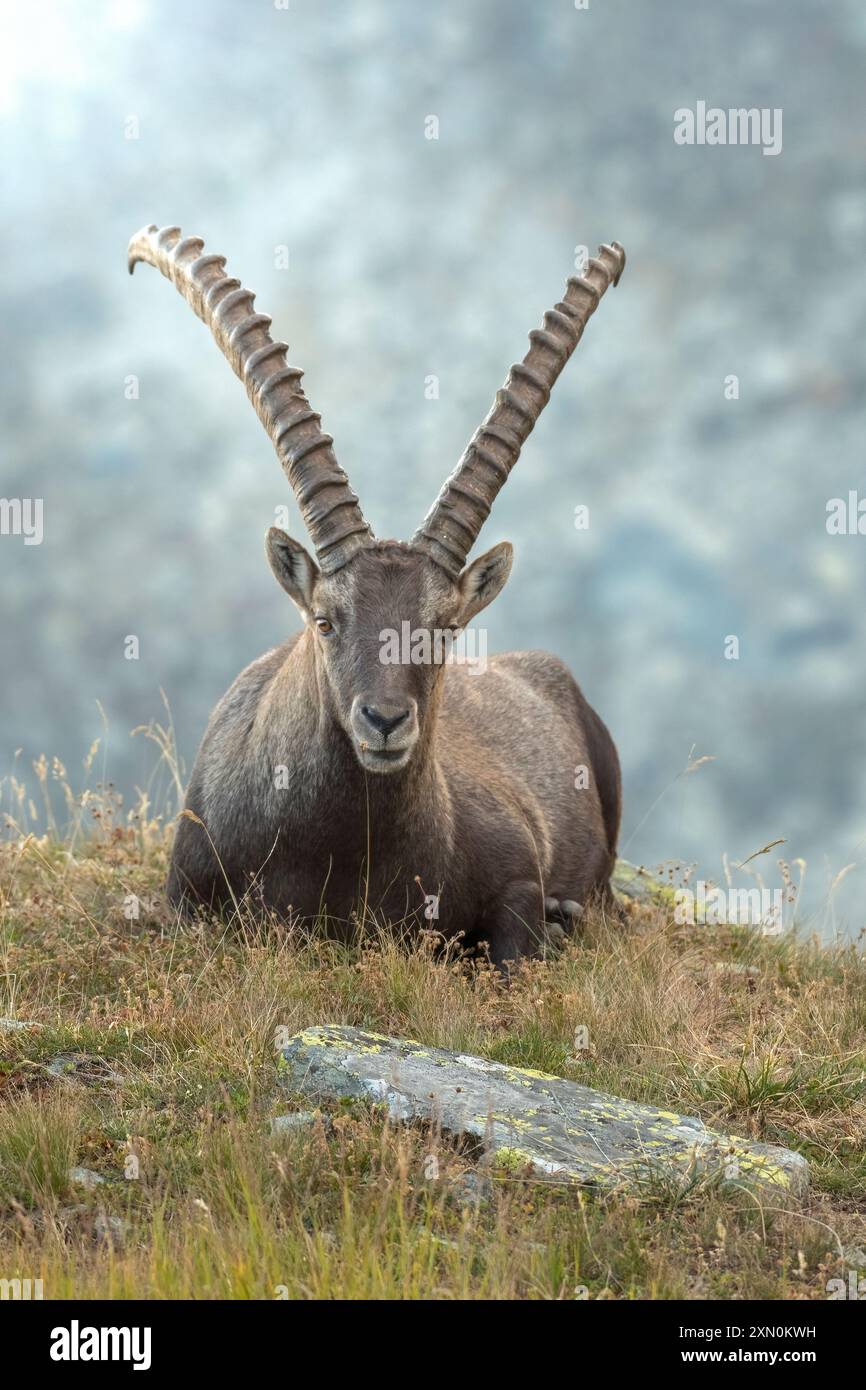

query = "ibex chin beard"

[{"left": 350, "top": 694, "right": 420, "bottom": 773}]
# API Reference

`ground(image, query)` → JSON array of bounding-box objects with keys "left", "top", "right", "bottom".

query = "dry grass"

[{"left": 0, "top": 754, "right": 864, "bottom": 1300}]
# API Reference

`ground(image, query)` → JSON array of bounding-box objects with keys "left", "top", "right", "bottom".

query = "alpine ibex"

[{"left": 129, "top": 224, "right": 625, "bottom": 968}]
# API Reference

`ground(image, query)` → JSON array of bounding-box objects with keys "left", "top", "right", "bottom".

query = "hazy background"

[{"left": 2, "top": 0, "right": 865, "bottom": 934}]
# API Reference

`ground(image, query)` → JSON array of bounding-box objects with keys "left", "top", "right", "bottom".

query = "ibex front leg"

[{"left": 478, "top": 879, "right": 545, "bottom": 976}]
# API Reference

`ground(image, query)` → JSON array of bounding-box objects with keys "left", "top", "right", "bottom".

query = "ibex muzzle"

[{"left": 129, "top": 224, "right": 626, "bottom": 970}]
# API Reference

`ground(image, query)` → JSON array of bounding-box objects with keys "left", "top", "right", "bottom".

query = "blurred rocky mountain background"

[{"left": 1, "top": 0, "right": 865, "bottom": 934}]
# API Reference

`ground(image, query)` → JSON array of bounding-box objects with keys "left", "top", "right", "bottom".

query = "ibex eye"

[{"left": 315, "top": 618, "right": 334, "bottom": 635}]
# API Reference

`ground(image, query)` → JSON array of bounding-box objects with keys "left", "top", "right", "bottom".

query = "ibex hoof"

[
  {"left": 561, "top": 899, "right": 584, "bottom": 920},
  {"left": 543, "top": 896, "right": 584, "bottom": 935}
]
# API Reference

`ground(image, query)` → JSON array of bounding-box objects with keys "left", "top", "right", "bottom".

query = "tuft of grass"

[
  {"left": 678, "top": 1049, "right": 866, "bottom": 1129},
  {"left": 0, "top": 1090, "right": 82, "bottom": 1207}
]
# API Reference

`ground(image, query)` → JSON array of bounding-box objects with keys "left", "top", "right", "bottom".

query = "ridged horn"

[
  {"left": 413, "top": 242, "right": 625, "bottom": 578},
  {"left": 128, "top": 224, "right": 373, "bottom": 573}
]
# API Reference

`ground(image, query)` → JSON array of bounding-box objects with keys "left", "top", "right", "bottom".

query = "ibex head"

[
  {"left": 129, "top": 226, "right": 624, "bottom": 774},
  {"left": 263, "top": 532, "right": 512, "bottom": 772}
]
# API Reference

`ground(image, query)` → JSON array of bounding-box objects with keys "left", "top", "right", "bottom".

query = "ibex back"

[{"left": 129, "top": 225, "right": 625, "bottom": 969}]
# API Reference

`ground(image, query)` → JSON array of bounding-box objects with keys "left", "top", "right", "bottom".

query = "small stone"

[
  {"left": 68, "top": 1167, "right": 105, "bottom": 1189},
  {"left": 94, "top": 1213, "right": 127, "bottom": 1247},
  {"left": 0, "top": 1017, "right": 39, "bottom": 1031},
  {"left": 270, "top": 1110, "right": 329, "bottom": 1135},
  {"left": 453, "top": 1171, "right": 492, "bottom": 1207},
  {"left": 58, "top": 1203, "right": 90, "bottom": 1223},
  {"left": 47, "top": 1054, "right": 123, "bottom": 1087},
  {"left": 57, "top": 1205, "right": 127, "bottom": 1247}
]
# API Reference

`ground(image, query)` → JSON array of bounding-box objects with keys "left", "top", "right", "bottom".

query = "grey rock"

[
  {"left": 452, "top": 1171, "right": 493, "bottom": 1207},
  {"left": 0, "top": 1017, "right": 39, "bottom": 1031},
  {"left": 279, "top": 1025, "right": 808, "bottom": 1197},
  {"left": 58, "top": 1204, "right": 90, "bottom": 1223},
  {"left": 94, "top": 1213, "right": 127, "bottom": 1247},
  {"left": 46, "top": 1054, "right": 123, "bottom": 1087},
  {"left": 57, "top": 1206, "right": 127, "bottom": 1247},
  {"left": 611, "top": 861, "right": 678, "bottom": 907},
  {"left": 270, "top": 1110, "right": 329, "bottom": 1135},
  {"left": 68, "top": 1167, "right": 106, "bottom": 1189}
]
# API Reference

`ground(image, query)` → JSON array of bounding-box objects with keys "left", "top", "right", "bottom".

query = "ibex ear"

[
  {"left": 266, "top": 528, "right": 319, "bottom": 617},
  {"left": 457, "top": 541, "right": 513, "bottom": 624}
]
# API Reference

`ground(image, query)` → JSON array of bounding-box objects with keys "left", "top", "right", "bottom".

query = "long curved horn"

[
  {"left": 413, "top": 242, "right": 625, "bottom": 578},
  {"left": 128, "top": 224, "right": 373, "bottom": 573}
]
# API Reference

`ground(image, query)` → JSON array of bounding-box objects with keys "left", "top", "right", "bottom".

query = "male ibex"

[{"left": 129, "top": 224, "right": 625, "bottom": 968}]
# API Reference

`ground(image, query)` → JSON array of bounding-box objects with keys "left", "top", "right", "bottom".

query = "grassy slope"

[{"left": 0, "top": 826, "right": 864, "bottom": 1301}]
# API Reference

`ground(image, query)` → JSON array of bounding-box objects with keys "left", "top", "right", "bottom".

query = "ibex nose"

[{"left": 361, "top": 703, "right": 410, "bottom": 737}]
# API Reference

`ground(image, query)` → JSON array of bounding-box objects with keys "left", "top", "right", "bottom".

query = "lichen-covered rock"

[
  {"left": 611, "top": 859, "right": 678, "bottom": 908},
  {"left": 278, "top": 1025, "right": 808, "bottom": 1197},
  {"left": 46, "top": 1054, "right": 123, "bottom": 1087}
]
